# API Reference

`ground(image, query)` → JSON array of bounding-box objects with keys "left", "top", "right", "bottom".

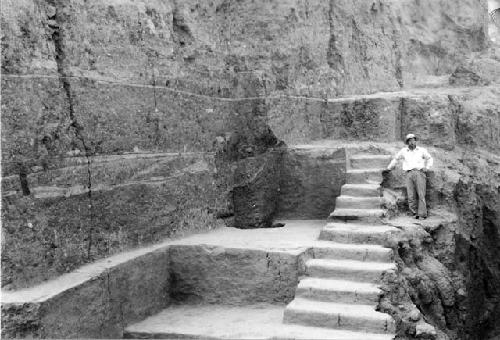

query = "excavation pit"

[{"left": 1, "top": 220, "right": 326, "bottom": 338}]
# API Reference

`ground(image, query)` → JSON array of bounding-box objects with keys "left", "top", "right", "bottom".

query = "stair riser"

[
  {"left": 295, "top": 287, "right": 380, "bottom": 304},
  {"left": 350, "top": 158, "right": 391, "bottom": 170},
  {"left": 347, "top": 172, "right": 383, "bottom": 184},
  {"left": 341, "top": 186, "right": 380, "bottom": 197},
  {"left": 335, "top": 198, "right": 382, "bottom": 210},
  {"left": 329, "top": 215, "right": 384, "bottom": 224},
  {"left": 313, "top": 247, "right": 393, "bottom": 262},
  {"left": 283, "top": 309, "right": 395, "bottom": 333},
  {"left": 319, "top": 230, "right": 390, "bottom": 245},
  {"left": 306, "top": 266, "right": 387, "bottom": 283}
]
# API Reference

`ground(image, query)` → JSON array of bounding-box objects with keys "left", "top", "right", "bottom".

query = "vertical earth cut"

[{"left": 2, "top": 0, "right": 500, "bottom": 339}]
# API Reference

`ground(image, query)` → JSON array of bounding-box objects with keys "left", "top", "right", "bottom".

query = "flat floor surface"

[
  {"left": 124, "top": 304, "right": 394, "bottom": 340},
  {"left": 169, "top": 219, "right": 326, "bottom": 251}
]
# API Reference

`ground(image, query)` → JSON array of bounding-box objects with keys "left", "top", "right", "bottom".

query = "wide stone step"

[
  {"left": 350, "top": 155, "right": 392, "bottom": 170},
  {"left": 319, "top": 223, "right": 399, "bottom": 245},
  {"left": 329, "top": 208, "right": 386, "bottom": 223},
  {"left": 346, "top": 169, "right": 384, "bottom": 184},
  {"left": 312, "top": 242, "right": 393, "bottom": 262},
  {"left": 283, "top": 298, "right": 395, "bottom": 333},
  {"left": 336, "top": 196, "right": 382, "bottom": 210},
  {"left": 341, "top": 184, "right": 380, "bottom": 197},
  {"left": 124, "top": 304, "right": 395, "bottom": 340},
  {"left": 305, "top": 259, "right": 395, "bottom": 282},
  {"left": 295, "top": 278, "right": 381, "bottom": 304}
]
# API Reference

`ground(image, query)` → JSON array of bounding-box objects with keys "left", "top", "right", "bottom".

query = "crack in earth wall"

[{"left": 45, "top": 0, "right": 96, "bottom": 259}]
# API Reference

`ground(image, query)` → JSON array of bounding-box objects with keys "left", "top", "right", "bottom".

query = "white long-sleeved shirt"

[{"left": 387, "top": 146, "right": 433, "bottom": 171}]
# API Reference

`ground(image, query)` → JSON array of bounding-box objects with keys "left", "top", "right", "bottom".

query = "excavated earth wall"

[
  {"left": 1, "top": 153, "right": 225, "bottom": 289},
  {"left": 169, "top": 245, "right": 303, "bottom": 305},
  {"left": 2, "top": 0, "right": 500, "bottom": 339},
  {"left": 277, "top": 146, "right": 346, "bottom": 219},
  {"left": 1, "top": 0, "right": 490, "bottom": 174},
  {"left": 380, "top": 149, "right": 500, "bottom": 340}
]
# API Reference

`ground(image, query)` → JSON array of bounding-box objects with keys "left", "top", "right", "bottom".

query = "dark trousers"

[{"left": 406, "top": 169, "right": 427, "bottom": 217}]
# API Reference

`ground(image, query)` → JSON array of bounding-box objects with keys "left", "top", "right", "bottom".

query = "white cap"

[{"left": 405, "top": 133, "right": 417, "bottom": 144}]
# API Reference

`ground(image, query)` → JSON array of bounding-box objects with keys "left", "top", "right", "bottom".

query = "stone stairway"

[
  {"left": 283, "top": 153, "right": 398, "bottom": 338},
  {"left": 120, "top": 152, "right": 400, "bottom": 340}
]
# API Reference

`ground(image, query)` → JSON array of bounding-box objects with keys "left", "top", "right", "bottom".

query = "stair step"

[
  {"left": 350, "top": 155, "right": 392, "bottom": 170},
  {"left": 295, "top": 278, "right": 381, "bottom": 304},
  {"left": 336, "top": 196, "right": 382, "bottom": 209},
  {"left": 346, "top": 169, "right": 384, "bottom": 184},
  {"left": 319, "top": 223, "right": 399, "bottom": 244},
  {"left": 124, "top": 304, "right": 395, "bottom": 340},
  {"left": 274, "top": 326, "right": 395, "bottom": 340},
  {"left": 283, "top": 298, "right": 395, "bottom": 333},
  {"left": 305, "top": 259, "right": 395, "bottom": 282},
  {"left": 330, "top": 208, "right": 386, "bottom": 223},
  {"left": 341, "top": 184, "right": 380, "bottom": 197},
  {"left": 312, "top": 242, "right": 393, "bottom": 262}
]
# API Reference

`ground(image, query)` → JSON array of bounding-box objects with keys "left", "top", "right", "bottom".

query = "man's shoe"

[
  {"left": 421, "top": 216, "right": 427, "bottom": 220},
  {"left": 415, "top": 216, "right": 420, "bottom": 219}
]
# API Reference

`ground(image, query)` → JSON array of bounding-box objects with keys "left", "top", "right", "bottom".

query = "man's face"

[{"left": 408, "top": 138, "right": 417, "bottom": 149}]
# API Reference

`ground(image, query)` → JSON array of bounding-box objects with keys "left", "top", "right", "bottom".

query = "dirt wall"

[
  {"left": 169, "top": 245, "right": 305, "bottom": 305},
  {"left": 278, "top": 146, "right": 346, "bottom": 219},
  {"left": 1, "top": 0, "right": 490, "bottom": 175},
  {"left": 381, "top": 149, "right": 500, "bottom": 340},
  {"left": 1, "top": 154, "right": 224, "bottom": 290},
  {"left": 1, "top": 247, "right": 171, "bottom": 338}
]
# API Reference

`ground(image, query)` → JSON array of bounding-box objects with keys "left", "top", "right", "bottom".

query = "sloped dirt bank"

[{"left": 380, "top": 150, "right": 500, "bottom": 340}]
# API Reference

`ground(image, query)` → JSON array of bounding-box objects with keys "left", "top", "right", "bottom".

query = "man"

[{"left": 386, "top": 134, "right": 433, "bottom": 219}]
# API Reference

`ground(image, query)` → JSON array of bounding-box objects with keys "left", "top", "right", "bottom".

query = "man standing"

[{"left": 386, "top": 134, "right": 434, "bottom": 219}]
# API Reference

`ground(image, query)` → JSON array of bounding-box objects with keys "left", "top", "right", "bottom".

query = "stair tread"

[
  {"left": 347, "top": 168, "right": 385, "bottom": 173},
  {"left": 306, "top": 258, "right": 395, "bottom": 271},
  {"left": 341, "top": 184, "right": 381, "bottom": 197},
  {"left": 335, "top": 197, "right": 383, "bottom": 210},
  {"left": 298, "top": 278, "right": 381, "bottom": 294},
  {"left": 337, "top": 196, "right": 382, "bottom": 201},
  {"left": 330, "top": 208, "right": 385, "bottom": 217},
  {"left": 313, "top": 241, "right": 391, "bottom": 253},
  {"left": 274, "top": 325, "right": 394, "bottom": 340},
  {"left": 286, "top": 298, "right": 391, "bottom": 320},
  {"left": 324, "top": 223, "right": 398, "bottom": 233},
  {"left": 319, "top": 224, "right": 399, "bottom": 244},
  {"left": 342, "top": 183, "right": 380, "bottom": 189},
  {"left": 350, "top": 155, "right": 392, "bottom": 160}
]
